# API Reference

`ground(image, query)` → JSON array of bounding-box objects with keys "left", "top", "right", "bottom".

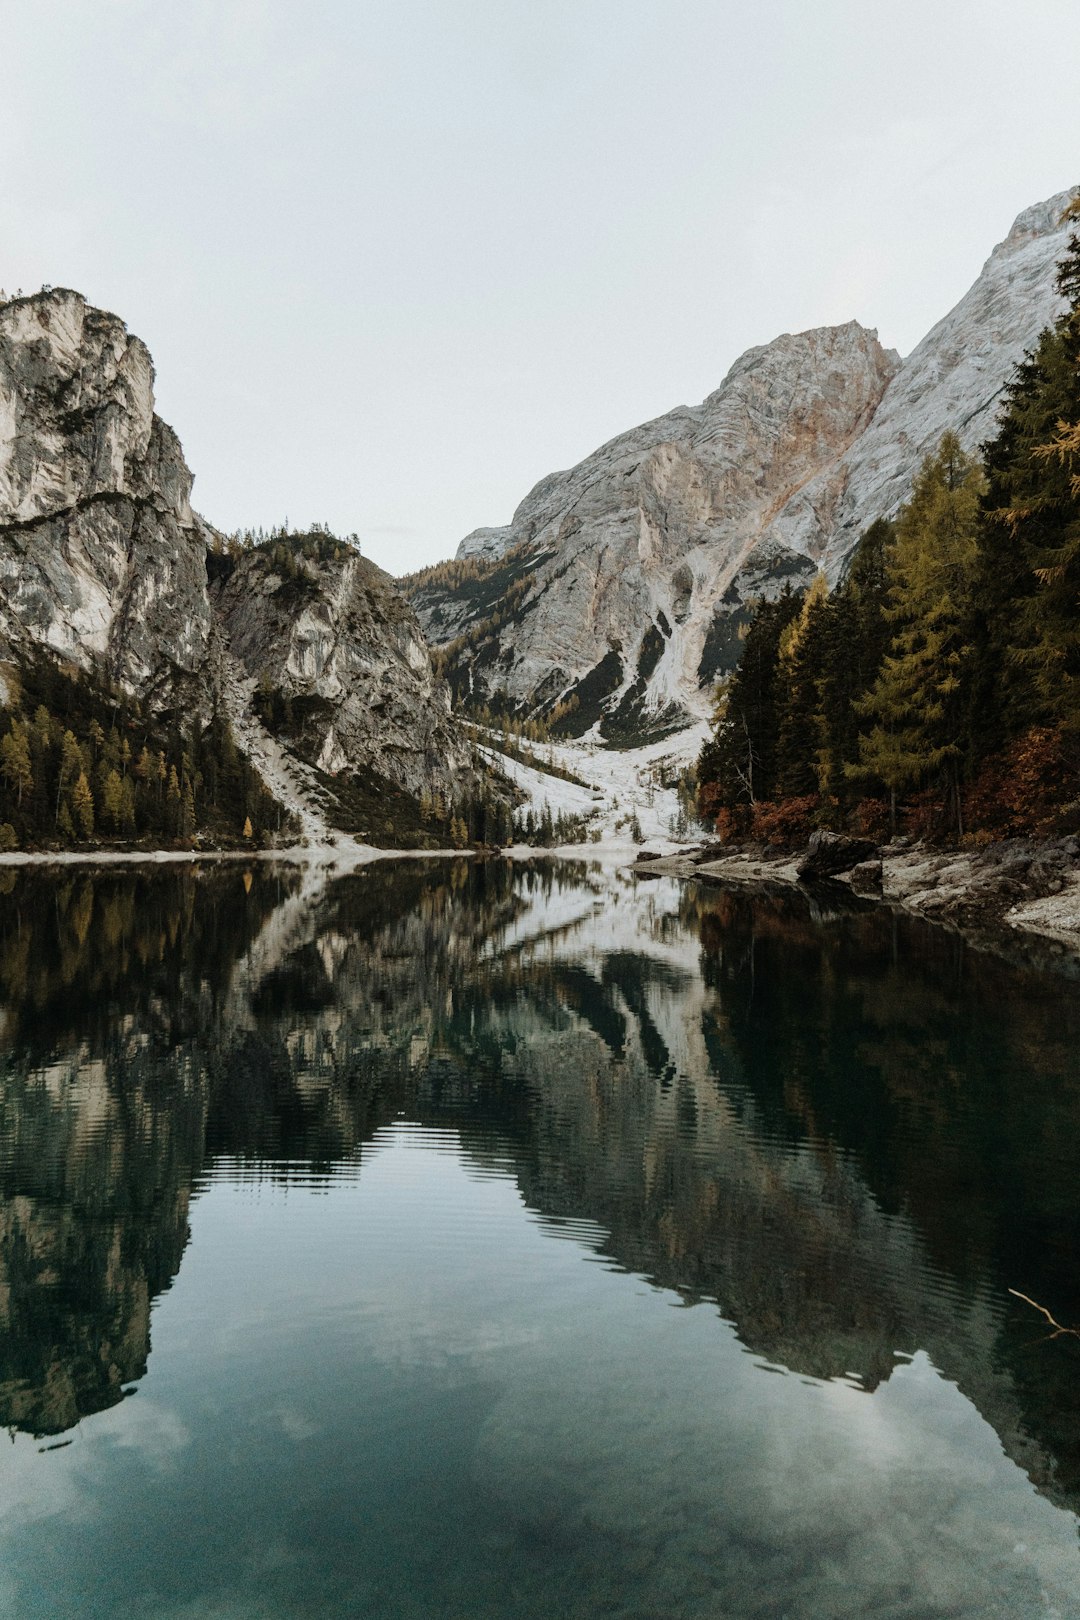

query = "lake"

[{"left": 1, "top": 857, "right": 1079, "bottom": 1619}]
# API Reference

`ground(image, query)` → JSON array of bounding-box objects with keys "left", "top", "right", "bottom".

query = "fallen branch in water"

[{"left": 1008, "top": 1288, "right": 1080, "bottom": 1342}]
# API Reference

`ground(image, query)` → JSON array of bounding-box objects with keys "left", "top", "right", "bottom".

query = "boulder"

[
  {"left": 848, "top": 858, "right": 884, "bottom": 895},
  {"left": 797, "top": 831, "right": 879, "bottom": 883}
]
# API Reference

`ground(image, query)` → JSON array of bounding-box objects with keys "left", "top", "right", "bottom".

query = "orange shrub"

[
  {"left": 750, "top": 795, "right": 820, "bottom": 847},
  {"left": 850, "top": 798, "right": 892, "bottom": 840},
  {"left": 963, "top": 726, "right": 1079, "bottom": 838}
]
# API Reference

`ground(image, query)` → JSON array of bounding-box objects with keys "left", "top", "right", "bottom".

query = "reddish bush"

[
  {"left": 963, "top": 726, "right": 1079, "bottom": 838},
  {"left": 750, "top": 795, "right": 820, "bottom": 847},
  {"left": 850, "top": 798, "right": 892, "bottom": 840},
  {"left": 904, "top": 789, "right": 948, "bottom": 841},
  {"left": 715, "top": 804, "right": 751, "bottom": 843}
]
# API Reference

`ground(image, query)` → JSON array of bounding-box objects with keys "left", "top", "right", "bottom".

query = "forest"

[
  {"left": 0, "top": 654, "right": 283, "bottom": 851},
  {"left": 698, "top": 198, "right": 1080, "bottom": 847}
]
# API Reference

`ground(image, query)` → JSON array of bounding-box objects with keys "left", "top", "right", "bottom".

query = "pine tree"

[
  {"left": 57, "top": 730, "right": 83, "bottom": 825},
  {"left": 974, "top": 192, "right": 1080, "bottom": 740},
  {"left": 102, "top": 768, "right": 125, "bottom": 831},
  {"left": 775, "top": 573, "right": 830, "bottom": 799},
  {"left": 697, "top": 588, "right": 801, "bottom": 820},
  {"left": 852, "top": 433, "right": 983, "bottom": 831}
]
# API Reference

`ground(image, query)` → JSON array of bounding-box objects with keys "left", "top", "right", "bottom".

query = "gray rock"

[
  {"left": 797, "top": 831, "right": 879, "bottom": 882},
  {"left": 210, "top": 545, "right": 489, "bottom": 805},
  {"left": 0, "top": 288, "right": 500, "bottom": 835},
  {"left": 848, "top": 858, "right": 884, "bottom": 896},
  {"left": 0, "top": 289, "right": 212, "bottom": 711}
]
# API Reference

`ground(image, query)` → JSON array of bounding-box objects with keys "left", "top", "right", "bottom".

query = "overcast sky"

[{"left": 2, "top": 1, "right": 1078, "bottom": 574}]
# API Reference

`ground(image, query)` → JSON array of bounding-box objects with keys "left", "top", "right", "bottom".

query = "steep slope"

[
  {"left": 407, "top": 187, "right": 1076, "bottom": 737},
  {"left": 409, "top": 322, "right": 898, "bottom": 737},
  {"left": 209, "top": 535, "right": 494, "bottom": 834},
  {"left": 0, "top": 289, "right": 213, "bottom": 711},
  {"left": 767, "top": 188, "right": 1077, "bottom": 576}
]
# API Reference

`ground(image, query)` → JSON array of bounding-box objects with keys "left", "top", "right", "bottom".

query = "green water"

[{"left": 1, "top": 858, "right": 1079, "bottom": 1618}]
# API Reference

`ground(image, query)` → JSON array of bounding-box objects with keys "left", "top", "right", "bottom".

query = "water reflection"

[{"left": 1, "top": 856, "right": 1079, "bottom": 1614}]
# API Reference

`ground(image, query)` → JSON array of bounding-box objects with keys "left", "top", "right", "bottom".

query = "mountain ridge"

[{"left": 407, "top": 186, "right": 1077, "bottom": 739}]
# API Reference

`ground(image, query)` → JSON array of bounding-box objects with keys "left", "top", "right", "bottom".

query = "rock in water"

[
  {"left": 848, "top": 858, "right": 885, "bottom": 896},
  {"left": 406, "top": 188, "right": 1076, "bottom": 737},
  {"left": 797, "top": 832, "right": 879, "bottom": 883}
]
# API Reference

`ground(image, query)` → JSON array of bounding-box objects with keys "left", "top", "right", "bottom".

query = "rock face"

[
  {"left": 211, "top": 542, "right": 483, "bottom": 802},
  {"left": 408, "top": 188, "right": 1076, "bottom": 737},
  {"left": 0, "top": 289, "right": 492, "bottom": 837},
  {"left": 0, "top": 290, "right": 213, "bottom": 708},
  {"left": 410, "top": 323, "right": 897, "bottom": 738},
  {"left": 767, "top": 190, "right": 1077, "bottom": 578}
]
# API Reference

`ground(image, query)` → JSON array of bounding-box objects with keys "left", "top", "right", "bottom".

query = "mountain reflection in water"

[{"left": 1, "top": 857, "right": 1078, "bottom": 1619}]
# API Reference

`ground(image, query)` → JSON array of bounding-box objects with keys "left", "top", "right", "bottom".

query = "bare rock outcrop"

[
  {"left": 408, "top": 322, "right": 898, "bottom": 737},
  {"left": 0, "top": 289, "right": 498, "bottom": 838},
  {"left": 0, "top": 289, "right": 213, "bottom": 709},
  {"left": 210, "top": 541, "right": 488, "bottom": 806}
]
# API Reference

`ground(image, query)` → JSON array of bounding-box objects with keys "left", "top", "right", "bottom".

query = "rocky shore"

[{"left": 635, "top": 832, "right": 1080, "bottom": 971}]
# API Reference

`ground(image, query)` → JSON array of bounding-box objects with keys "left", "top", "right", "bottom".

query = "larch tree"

[{"left": 852, "top": 432, "right": 984, "bottom": 832}]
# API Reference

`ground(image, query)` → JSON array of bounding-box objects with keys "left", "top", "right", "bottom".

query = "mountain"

[
  {"left": 406, "top": 188, "right": 1076, "bottom": 741},
  {"left": 0, "top": 290, "right": 214, "bottom": 712},
  {"left": 0, "top": 289, "right": 496, "bottom": 846}
]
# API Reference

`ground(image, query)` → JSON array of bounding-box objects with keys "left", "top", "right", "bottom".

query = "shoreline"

[
  {"left": 634, "top": 838, "right": 1080, "bottom": 972},
  {"left": 0, "top": 834, "right": 661, "bottom": 870}
]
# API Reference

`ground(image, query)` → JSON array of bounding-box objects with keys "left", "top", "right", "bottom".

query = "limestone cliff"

[
  {"left": 0, "top": 289, "right": 213, "bottom": 710},
  {"left": 0, "top": 290, "right": 496, "bottom": 842},
  {"left": 407, "top": 187, "right": 1076, "bottom": 737}
]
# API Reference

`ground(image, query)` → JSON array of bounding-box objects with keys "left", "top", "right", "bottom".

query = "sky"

[{"left": 2, "top": 1, "right": 1079, "bottom": 576}]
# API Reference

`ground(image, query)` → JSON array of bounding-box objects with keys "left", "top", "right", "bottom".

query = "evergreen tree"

[
  {"left": 974, "top": 193, "right": 1080, "bottom": 741},
  {"left": 0, "top": 721, "right": 33, "bottom": 808},
  {"left": 852, "top": 433, "right": 983, "bottom": 831},
  {"left": 775, "top": 573, "right": 830, "bottom": 799},
  {"left": 698, "top": 588, "right": 802, "bottom": 820},
  {"left": 102, "top": 769, "right": 125, "bottom": 831}
]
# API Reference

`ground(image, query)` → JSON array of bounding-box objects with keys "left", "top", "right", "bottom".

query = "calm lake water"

[{"left": 2, "top": 857, "right": 1079, "bottom": 1619}]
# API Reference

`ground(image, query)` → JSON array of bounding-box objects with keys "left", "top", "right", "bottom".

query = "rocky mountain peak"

[{"left": 413, "top": 187, "right": 1078, "bottom": 740}]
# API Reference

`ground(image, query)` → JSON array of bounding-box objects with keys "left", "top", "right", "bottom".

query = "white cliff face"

[
  {"left": 0, "top": 289, "right": 499, "bottom": 831},
  {"left": 410, "top": 188, "right": 1076, "bottom": 735},
  {"left": 0, "top": 289, "right": 211, "bottom": 704},
  {"left": 768, "top": 188, "right": 1076, "bottom": 577},
  {"left": 457, "top": 525, "right": 513, "bottom": 562}
]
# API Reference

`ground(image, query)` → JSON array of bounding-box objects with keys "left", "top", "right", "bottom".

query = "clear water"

[{"left": 1, "top": 857, "right": 1079, "bottom": 1619}]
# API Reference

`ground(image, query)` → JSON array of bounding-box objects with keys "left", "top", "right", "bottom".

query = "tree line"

[{"left": 698, "top": 196, "right": 1080, "bottom": 846}]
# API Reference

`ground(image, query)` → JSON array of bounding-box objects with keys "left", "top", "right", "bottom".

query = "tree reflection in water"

[{"left": 1, "top": 856, "right": 1078, "bottom": 1524}]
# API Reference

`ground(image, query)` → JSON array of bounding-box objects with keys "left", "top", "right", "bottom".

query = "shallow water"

[{"left": 1, "top": 858, "right": 1079, "bottom": 1618}]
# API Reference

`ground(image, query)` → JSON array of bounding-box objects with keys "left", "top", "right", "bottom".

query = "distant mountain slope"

[{"left": 406, "top": 188, "right": 1076, "bottom": 740}]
